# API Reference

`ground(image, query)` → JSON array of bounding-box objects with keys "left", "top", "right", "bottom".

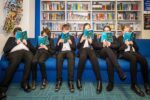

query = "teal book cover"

[
  {"left": 101, "top": 32, "right": 113, "bottom": 43},
  {"left": 61, "top": 32, "right": 70, "bottom": 43},
  {"left": 15, "top": 31, "right": 27, "bottom": 41},
  {"left": 123, "top": 32, "right": 134, "bottom": 42},
  {"left": 83, "top": 29, "right": 94, "bottom": 39},
  {"left": 38, "top": 36, "right": 49, "bottom": 46}
]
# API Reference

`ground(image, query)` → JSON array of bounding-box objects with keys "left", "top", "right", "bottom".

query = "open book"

[
  {"left": 38, "top": 36, "right": 49, "bottom": 46},
  {"left": 123, "top": 32, "right": 134, "bottom": 42},
  {"left": 101, "top": 32, "right": 113, "bottom": 43},
  {"left": 61, "top": 32, "right": 71, "bottom": 43},
  {"left": 83, "top": 29, "right": 94, "bottom": 39},
  {"left": 15, "top": 31, "right": 28, "bottom": 41}
]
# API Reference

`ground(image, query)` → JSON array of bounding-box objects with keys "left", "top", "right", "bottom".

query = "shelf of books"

[
  {"left": 40, "top": 0, "right": 142, "bottom": 38},
  {"left": 116, "top": 0, "right": 142, "bottom": 37}
]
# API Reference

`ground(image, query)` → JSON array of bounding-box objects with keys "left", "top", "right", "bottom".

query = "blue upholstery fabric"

[{"left": 0, "top": 39, "right": 150, "bottom": 83}]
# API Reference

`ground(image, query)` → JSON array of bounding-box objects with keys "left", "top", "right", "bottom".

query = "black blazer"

[
  {"left": 36, "top": 38, "right": 55, "bottom": 56},
  {"left": 93, "top": 35, "right": 120, "bottom": 55},
  {"left": 56, "top": 35, "right": 76, "bottom": 52},
  {"left": 77, "top": 34, "right": 98, "bottom": 50},
  {"left": 3, "top": 37, "right": 36, "bottom": 57},
  {"left": 117, "top": 35, "right": 139, "bottom": 57}
]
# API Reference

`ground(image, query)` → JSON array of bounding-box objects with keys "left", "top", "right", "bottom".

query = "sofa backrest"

[
  {"left": 135, "top": 39, "right": 150, "bottom": 57},
  {"left": 20, "top": 38, "right": 150, "bottom": 57},
  {"left": 1, "top": 38, "right": 150, "bottom": 60}
]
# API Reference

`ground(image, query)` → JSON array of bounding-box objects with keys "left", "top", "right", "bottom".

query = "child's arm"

[
  {"left": 47, "top": 38, "right": 56, "bottom": 55},
  {"left": 3, "top": 37, "right": 17, "bottom": 55},
  {"left": 69, "top": 36, "right": 76, "bottom": 51},
  {"left": 109, "top": 36, "right": 119, "bottom": 49},
  {"left": 91, "top": 35, "right": 103, "bottom": 50},
  {"left": 118, "top": 35, "right": 128, "bottom": 51},
  {"left": 77, "top": 34, "right": 85, "bottom": 49}
]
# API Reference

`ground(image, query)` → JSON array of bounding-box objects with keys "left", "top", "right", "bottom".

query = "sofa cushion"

[{"left": 135, "top": 39, "right": 150, "bottom": 57}]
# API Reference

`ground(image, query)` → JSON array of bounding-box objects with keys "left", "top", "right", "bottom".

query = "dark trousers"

[
  {"left": 77, "top": 48, "right": 101, "bottom": 81},
  {"left": 98, "top": 48, "right": 124, "bottom": 83},
  {"left": 0, "top": 50, "right": 33, "bottom": 92},
  {"left": 121, "top": 52, "right": 149, "bottom": 85},
  {"left": 32, "top": 50, "right": 49, "bottom": 80},
  {"left": 56, "top": 51, "right": 75, "bottom": 81}
]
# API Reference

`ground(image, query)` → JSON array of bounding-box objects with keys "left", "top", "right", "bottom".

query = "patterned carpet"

[{"left": 6, "top": 82, "right": 150, "bottom": 100}]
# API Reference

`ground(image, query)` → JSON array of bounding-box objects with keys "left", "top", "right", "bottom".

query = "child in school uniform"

[
  {"left": 0, "top": 27, "right": 35, "bottom": 99},
  {"left": 76, "top": 23, "right": 102, "bottom": 94},
  {"left": 93, "top": 26, "right": 126, "bottom": 91},
  {"left": 31, "top": 28, "right": 55, "bottom": 90},
  {"left": 118, "top": 25, "right": 150, "bottom": 97},
  {"left": 55, "top": 23, "right": 76, "bottom": 93}
]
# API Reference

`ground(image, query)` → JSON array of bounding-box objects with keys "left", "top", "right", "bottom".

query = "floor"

[{"left": 6, "top": 82, "right": 150, "bottom": 100}]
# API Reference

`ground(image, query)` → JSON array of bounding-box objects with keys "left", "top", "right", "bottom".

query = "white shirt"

[
  {"left": 125, "top": 45, "right": 135, "bottom": 52},
  {"left": 61, "top": 42, "right": 71, "bottom": 51},
  {"left": 10, "top": 42, "right": 29, "bottom": 53},
  {"left": 83, "top": 39, "right": 90, "bottom": 48}
]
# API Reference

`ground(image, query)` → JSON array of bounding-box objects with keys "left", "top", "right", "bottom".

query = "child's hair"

[
  {"left": 121, "top": 25, "right": 131, "bottom": 31},
  {"left": 103, "top": 26, "right": 111, "bottom": 31},
  {"left": 13, "top": 27, "right": 22, "bottom": 35},
  {"left": 83, "top": 23, "right": 91, "bottom": 31},
  {"left": 62, "top": 23, "right": 71, "bottom": 31},
  {"left": 42, "top": 27, "right": 51, "bottom": 37}
]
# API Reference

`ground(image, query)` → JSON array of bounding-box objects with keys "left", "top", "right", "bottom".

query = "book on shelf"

[
  {"left": 67, "top": 3, "right": 89, "bottom": 11},
  {"left": 42, "top": 1, "right": 65, "bottom": 11},
  {"left": 123, "top": 32, "right": 135, "bottom": 42},
  {"left": 117, "top": 23, "right": 140, "bottom": 31},
  {"left": 117, "top": 2, "right": 139, "bottom": 11},
  {"left": 68, "top": 12, "right": 90, "bottom": 21},
  {"left": 94, "top": 23, "right": 115, "bottom": 31},
  {"left": 70, "top": 23, "right": 84, "bottom": 31},
  {"left": 92, "top": 1, "right": 115, "bottom": 10},
  {"left": 43, "top": 12, "right": 65, "bottom": 20},
  {"left": 38, "top": 36, "right": 49, "bottom": 46},
  {"left": 83, "top": 29, "right": 94, "bottom": 39},
  {"left": 60, "top": 32, "right": 71, "bottom": 43},
  {"left": 42, "top": 23, "right": 64, "bottom": 31},
  {"left": 117, "top": 12, "right": 137, "bottom": 20},
  {"left": 15, "top": 31, "right": 28, "bottom": 41},
  {"left": 93, "top": 13, "right": 115, "bottom": 20},
  {"left": 100, "top": 32, "right": 113, "bottom": 43}
]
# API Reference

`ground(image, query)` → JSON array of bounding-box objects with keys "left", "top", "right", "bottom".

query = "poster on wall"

[
  {"left": 144, "top": 0, "right": 150, "bottom": 11},
  {"left": 3, "top": 0, "right": 23, "bottom": 33},
  {"left": 144, "top": 14, "right": 150, "bottom": 30}
]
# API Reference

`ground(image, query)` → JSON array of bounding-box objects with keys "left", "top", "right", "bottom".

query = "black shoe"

[
  {"left": 76, "top": 80, "right": 82, "bottom": 90},
  {"left": 55, "top": 81, "right": 62, "bottom": 92},
  {"left": 131, "top": 85, "right": 145, "bottom": 97},
  {"left": 41, "top": 79, "right": 48, "bottom": 89},
  {"left": 106, "top": 82, "right": 114, "bottom": 91},
  {"left": 144, "top": 83, "right": 150, "bottom": 95},
  {"left": 118, "top": 71, "right": 126, "bottom": 81},
  {"left": 68, "top": 81, "right": 74, "bottom": 93},
  {"left": 0, "top": 92, "right": 6, "bottom": 100},
  {"left": 31, "top": 80, "right": 36, "bottom": 90},
  {"left": 21, "top": 83, "right": 31, "bottom": 93},
  {"left": 96, "top": 81, "right": 102, "bottom": 94}
]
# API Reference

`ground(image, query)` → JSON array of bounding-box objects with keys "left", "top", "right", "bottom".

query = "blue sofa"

[{"left": 0, "top": 39, "right": 150, "bottom": 84}]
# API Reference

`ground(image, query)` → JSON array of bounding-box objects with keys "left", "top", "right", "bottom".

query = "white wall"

[{"left": 0, "top": 0, "right": 35, "bottom": 58}]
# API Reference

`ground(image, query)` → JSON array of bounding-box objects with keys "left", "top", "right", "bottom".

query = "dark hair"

[
  {"left": 62, "top": 23, "right": 71, "bottom": 31},
  {"left": 13, "top": 27, "right": 22, "bottom": 35},
  {"left": 103, "top": 26, "right": 111, "bottom": 31},
  {"left": 83, "top": 23, "right": 91, "bottom": 31},
  {"left": 42, "top": 27, "right": 51, "bottom": 38},
  {"left": 121, "top": 25, "right": 130, "bottom": 31}
]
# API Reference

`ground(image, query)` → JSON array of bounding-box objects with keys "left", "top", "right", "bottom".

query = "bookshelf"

[{"left": 40, "top": 0, "right": 142, "bottom": 38}]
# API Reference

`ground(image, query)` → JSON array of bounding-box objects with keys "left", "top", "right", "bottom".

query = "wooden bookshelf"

[{"left": 40, "top": 0, "right": 142, "bottom": 38}]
